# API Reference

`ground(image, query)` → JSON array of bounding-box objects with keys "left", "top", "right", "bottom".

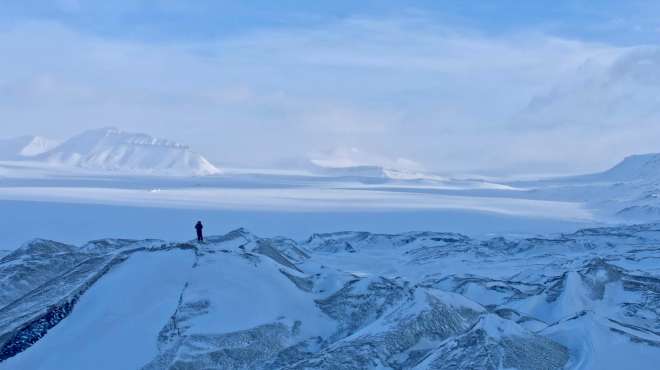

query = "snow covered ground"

[
  {"left": 2, "top": 128, "right": 659, "bottom": 252},
  {"left": 2, "top": 130, "right": 660, "bottom": 368},
  {"left": 3, "top": 249, "right": 193, "bottom": 370},
  {"left": 0, "top": 163, "right": 599, "bottom": 249},
  {"left": 0, "top": 200, "right": 591, "bottom": 248},
  {"left": 1, "top": 225, "right": 659, "bottom": 369}
]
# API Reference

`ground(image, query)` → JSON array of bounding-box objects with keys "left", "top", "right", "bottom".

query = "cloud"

[{"left": 0, "top": 16, "right": 656, "bottom": 174}]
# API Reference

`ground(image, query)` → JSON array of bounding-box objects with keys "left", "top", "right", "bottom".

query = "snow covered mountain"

[
  {"left": 1, "top": 224, "right": 659, "bottom": 369},
  {"left": 308, "top": 162, "right": 449, "bottom": 182},
  {"left": 493, "top": 152, "right": 660, "bottom": 223},
  {"left": 306, "top": 147, "right": 446, "bottom": 181},
  {"left": 35, "top": 127, "right": 220, "bottom": 176},
  {"left": 594, "top": 153, "right": 660, "bottom": 181},
  {"left": 0, "top": 136, "right": 58, "bottom": 160}
]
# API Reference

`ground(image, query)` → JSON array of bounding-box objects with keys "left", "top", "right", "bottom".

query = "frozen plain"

[
  {"left": 2, "top": 151, "right": 660, "bottom": 369},
  {"left": 0, "top": 159, "right": 598, "bottom": 248}
]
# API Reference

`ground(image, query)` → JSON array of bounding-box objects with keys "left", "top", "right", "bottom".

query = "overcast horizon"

[{"left": 2, "top": 1, "right": 660, "bottom": 175}]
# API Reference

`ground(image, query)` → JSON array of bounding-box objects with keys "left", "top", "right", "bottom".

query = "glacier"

[{"left": 1, "top": 224, "right": 659, "bottom": 369}]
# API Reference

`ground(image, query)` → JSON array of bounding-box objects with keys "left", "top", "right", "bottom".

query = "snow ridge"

[{"left": 1, "top": 224, "right": 660, "bottom": 369}]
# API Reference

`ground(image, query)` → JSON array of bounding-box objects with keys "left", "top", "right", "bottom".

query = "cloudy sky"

[{"left": 1, "top": 1, "right": 660, "bottom": 175}]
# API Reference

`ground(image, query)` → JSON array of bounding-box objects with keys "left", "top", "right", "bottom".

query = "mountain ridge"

[
  {"left": 1, "top": 224, "right": 659, "bottom": 369},
  {"left": 35, "top": 127, "right": 221, "bottom": 176}
]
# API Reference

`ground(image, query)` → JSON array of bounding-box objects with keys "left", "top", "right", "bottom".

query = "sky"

[{"left": 1, "top": 1, "right": 660, "bottom": 175}]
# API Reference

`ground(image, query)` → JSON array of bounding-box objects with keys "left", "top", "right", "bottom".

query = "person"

[{"left": 195, "top": 221, "right": 204, "bottom": 242}]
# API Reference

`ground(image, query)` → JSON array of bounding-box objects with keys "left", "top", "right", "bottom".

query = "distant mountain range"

[
  {"left": 3, "top": 127, "right": 660, "bottom": 181},
  {"left": 0, "top": 136, "right": 58, "bottom": 160},
  {"left": 0, "top": 127, "right": 220, "bottom": 176}
]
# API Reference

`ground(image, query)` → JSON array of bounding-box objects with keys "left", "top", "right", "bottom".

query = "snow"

[
  {"left": 18, "top": 137, "right": 59, "bottom": 157},
  {"left": 33, "top": 127, "right": 220, "bottom": 176},
  {"left": 0, "top": 249, "right": 194, "bottom": 370},
  {"left": 182, "top": 244, "right": 334, "bottom": 338},
  {"left": 3, "top": 132, "right": 660, "bottom": 368},
  {"left": 0, "top": 162, "right": 602, "bottom": 250},
  {"left": 3, "top": 129, "right": 660, "bottom": 239},
  {"left": 0, "top": 200, "right": 592, "bottom": 250},
  {"left": 1, "top": 223, "right": 660, "bottom": 368},
  {"left": 591, "top": 153, "right": 660, "bottom": 181},
  {"left": 0, "top": 136, "right": 57, "bottom": 160},
  {"left": 0, "top": 185, "right": 593, "bottom": 219},
  {"left": 543, "top": 312, "right": 659, "bottom": 370}
]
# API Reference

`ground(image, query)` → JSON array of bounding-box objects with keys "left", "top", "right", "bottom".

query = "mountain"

[
  {"left": 36, "top": 127, "right": 220, "bottom": 176},
  {"left": 0, "top": 136, "right": 58, "bottom": 160},
  {"left": 504, "top": 152, "right": 660, "bottom": 223},
  {"left": 306, "top": 147, "right": 444, "bottom": 181},
  {"left": 595, "top": 153, "right": 660, "bottom": 181},
  {"left": 1, "top": 224, "right": 660, "bottom": 369},
  {"left": 308, "top": 162, "right": 450, "bottom": 182}
]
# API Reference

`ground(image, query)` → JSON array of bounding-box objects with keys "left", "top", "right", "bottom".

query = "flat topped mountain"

[
  {"left": 37, "top": 127, "right": 220, "bottom": 176},
  {"left": 598, "top": 153, "right": 660, "bottom": 181}
]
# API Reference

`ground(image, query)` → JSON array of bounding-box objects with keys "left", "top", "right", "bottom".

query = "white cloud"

[{"left": 0, "top": 16, "right": 656, "bottom": 174}]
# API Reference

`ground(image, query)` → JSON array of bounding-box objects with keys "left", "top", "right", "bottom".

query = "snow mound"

[{"left": 36, "top": 127, "right": 220, "bottom": 176}]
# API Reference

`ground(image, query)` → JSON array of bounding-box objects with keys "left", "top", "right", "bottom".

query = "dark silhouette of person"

[{"left": 195, "top": 221, "right": 204, "bottom": 242}]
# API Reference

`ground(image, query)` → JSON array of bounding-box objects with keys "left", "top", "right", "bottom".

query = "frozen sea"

[{"left": 0, "top": 164, "right": 603, "bottom": 248}]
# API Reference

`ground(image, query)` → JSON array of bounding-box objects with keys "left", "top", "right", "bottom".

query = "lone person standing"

[{"left": 195, "top": 221, "right": 204, "bottom": 242}]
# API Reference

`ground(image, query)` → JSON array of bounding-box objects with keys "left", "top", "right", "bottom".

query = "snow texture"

[
  {"left": 0, "top": 136, "right": 57, "bottom": 160},
  {"left": 1, "top": 223, "right": 660, "bottom": 369},
  {"left": 33, "top": 127, "right": 220, "bottom": 176}
]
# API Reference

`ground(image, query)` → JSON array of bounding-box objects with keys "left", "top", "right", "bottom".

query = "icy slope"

[
  {"left": 0, "top": 239, "right": 87, "bottom": 308},
  {"left": 5, "top": 249, "right": 193, "bottom": 370},
  {"left": 36, "top": 127, "right": 220, "bottom": 176},
  {"left": 417, "top": 314, "right": 568, "bottom": 370},
  {"left": 0, "top": 136, "right": 57, "bottom": 160},
  {"left": 495, "top": 153, "right": 660, "bottom": 223},
  {"left": 1, "top": 224, "right": 660, "bottom": 369},
  {"left": 590, "top": 153, "right": 660, "bottom": 181}
]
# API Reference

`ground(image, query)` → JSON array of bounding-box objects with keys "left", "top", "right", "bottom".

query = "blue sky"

[
  {"left": 4, "top": 1, "right": 659, "bottom": 44},
  {"left": 1, "top": 1, "right": 660, "bottom": 174}
]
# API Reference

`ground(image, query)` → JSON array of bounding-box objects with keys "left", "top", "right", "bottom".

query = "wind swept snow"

[
  {"left": 1, "top": 249, "right": 193, "bottom": 370},
  {"left": 1, "top": 223, "right": 659, "bottom": 369}
]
